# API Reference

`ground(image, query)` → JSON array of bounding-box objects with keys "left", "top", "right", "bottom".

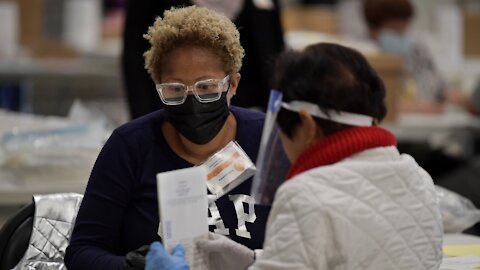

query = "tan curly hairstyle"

[{"left": 144, "top": 6, "right": 245, "bottom": 83}]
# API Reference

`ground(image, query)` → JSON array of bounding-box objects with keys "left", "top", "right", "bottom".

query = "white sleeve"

[{"left": 249, "top": 182, "right": 330, "bottom": 270}]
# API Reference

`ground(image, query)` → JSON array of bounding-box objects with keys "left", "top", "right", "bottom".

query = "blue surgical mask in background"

[{"left": 378, "top": 29, "right": 413, "bottom": 56}]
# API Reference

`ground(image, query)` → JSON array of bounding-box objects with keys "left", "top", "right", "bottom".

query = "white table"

[
  {"left": 0, "top": 170, "right": 88, "bottom": 206},
  {"left": 383, "top": 110, "right": 480, "bottom": 143},
  {"left": 382, "top": 110, "right": 480, "bottom": 159},
  {"left": 445, "top": 233, "right": 480, "bottom": 245},
  {"left": 0, "top": 170, "right": 88, "bottom": 227}
]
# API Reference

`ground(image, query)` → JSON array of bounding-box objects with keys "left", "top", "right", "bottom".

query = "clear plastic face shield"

[
  {"left": 251, "top": 90, "right": 374, "bottom": 206},
  {"left": 250, "top": 90, "right": 291, "bottom": 206}
]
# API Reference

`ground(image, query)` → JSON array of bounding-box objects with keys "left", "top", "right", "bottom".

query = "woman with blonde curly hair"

[
  {"left": 65, "top": 6, "right": 271, "bottom": 269},
  {"left": 122, "top": 0, "right": 284, "bottom": 118}
]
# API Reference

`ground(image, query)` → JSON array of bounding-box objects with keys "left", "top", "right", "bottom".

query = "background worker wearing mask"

[
  {"left": 65, "top": 6, "right": 271, "bottom": 269},
  {"left": 363, "top": 0, "right": 478, "bottom": 187},
  {"left": 363, "top": 0, "right": 448, "bottom": 113}
]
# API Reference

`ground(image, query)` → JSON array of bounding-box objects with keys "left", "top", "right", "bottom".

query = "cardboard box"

[
  {"left": 17, "top": 0, "right": 42, "bottom": 50},
  {"left": 464, "top": 9, "right": 480, "bottom": 57},
  {"left": 1, "top": 0, "right": 77, "bottom": 57},
  {"left": 365, "top": 54, "right": 403, "bottom": 123},
  {"left": 282, "top": 5, "right": 338, "bottom": 34}
]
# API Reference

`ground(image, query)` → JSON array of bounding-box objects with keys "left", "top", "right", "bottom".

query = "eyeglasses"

[{"left": 156, "top": 75, "right": 230, "bottom": 105}]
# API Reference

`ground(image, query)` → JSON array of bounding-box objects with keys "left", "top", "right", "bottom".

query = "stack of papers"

[
  {"left": 444, "top": 245, "right": 480, "bottom": 257},
  {"left": 441, "top": 255, "right": 480, "bottom": 270},
  {"left": 441, "top": 244, "right": 480, "bottom": 270}
]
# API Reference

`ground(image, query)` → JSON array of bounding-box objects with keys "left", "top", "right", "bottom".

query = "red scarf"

[{"left": 286, "top": 126, "right": 397, "bottom": 180}]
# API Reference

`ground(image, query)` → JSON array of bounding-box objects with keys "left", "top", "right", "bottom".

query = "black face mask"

[{"left": 164, "top": 92, "right": 230, "bottom": 145}]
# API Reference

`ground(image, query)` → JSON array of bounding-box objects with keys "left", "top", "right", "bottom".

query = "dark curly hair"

[
  {"left": 363, "top": 0, "right": 414, "bottom": 30},
  {"left": 273, "top": 43, "right": 387, "bottom": 138}
]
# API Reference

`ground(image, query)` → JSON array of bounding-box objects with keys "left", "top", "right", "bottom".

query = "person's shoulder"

[
  {"left": 231, "top": 106, "right": 265, "bottom": 138},
  {"left": 113, "top": 110, "right": 164, "bottom": 140},
  {"left": 231, "top": 106, "right": 265, "bottom": 123}
]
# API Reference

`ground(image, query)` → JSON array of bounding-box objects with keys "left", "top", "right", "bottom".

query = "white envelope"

[{"left": 157, "top": 166, "right": 208, "bottom": 253}]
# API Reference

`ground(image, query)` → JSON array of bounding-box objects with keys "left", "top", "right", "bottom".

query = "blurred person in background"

[
  {"left": 102, "top": 0, "right": 126, "bottom": 37},
  {"left": 363, "top": 0, "right": 453, "bottom": 113},
  {"left": 122, "top": 0, "right": 284, "bottom": 119},
  {"left": 65, "top": 6, "right": 271, "bottom": 269},
  {"left": 145, "top": 43, "right": 444, "bottom": 270},
  {"left": 362, "top": 0, "right": 480, "bottom": 237},
  {"left": 103, "top": 0, "right": 125, "bottom": 15},
  {"left": 363, "top": 0, "right": 474, "bottom": 181}
]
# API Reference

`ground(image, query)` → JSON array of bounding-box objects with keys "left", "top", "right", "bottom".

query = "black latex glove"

[{"left": 121, "top": 245, "right": 150, "bottom": 270}]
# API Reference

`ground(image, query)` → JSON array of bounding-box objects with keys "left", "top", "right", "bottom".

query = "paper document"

[
  {"left": 157, "top": 166, "right": 209, "bottom": 269},
  {"left": 440, "top": 255, "right": 480, "bottom": 270},
  {"left": 444, "top": 245, "right": 480, "bottom": 257}
]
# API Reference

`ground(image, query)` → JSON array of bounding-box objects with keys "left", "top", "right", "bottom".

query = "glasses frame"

[{"left": 156, "top": 75, "right": 231, "bottom": 105}]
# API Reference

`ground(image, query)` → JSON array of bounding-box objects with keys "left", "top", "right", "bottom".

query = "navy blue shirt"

[{"left": 65, "top": 107, "right": 270, "bottom": 269}]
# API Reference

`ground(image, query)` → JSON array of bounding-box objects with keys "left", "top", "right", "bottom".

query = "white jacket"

[{"left": 250, "top": 146, "right": 443, "bottom": 270}]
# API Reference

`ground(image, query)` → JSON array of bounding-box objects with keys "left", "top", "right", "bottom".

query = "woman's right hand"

[{"left": 146, "top": 242, "right": 189, "bottom": 270}]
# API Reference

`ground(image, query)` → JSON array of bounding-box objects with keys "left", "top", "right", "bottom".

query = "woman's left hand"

[
  {"left": 145, "top": 241, "right": 189, "bottom": 270},
  {"left": 196, "top": 232, "right": 255, "bottom": 270}
]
